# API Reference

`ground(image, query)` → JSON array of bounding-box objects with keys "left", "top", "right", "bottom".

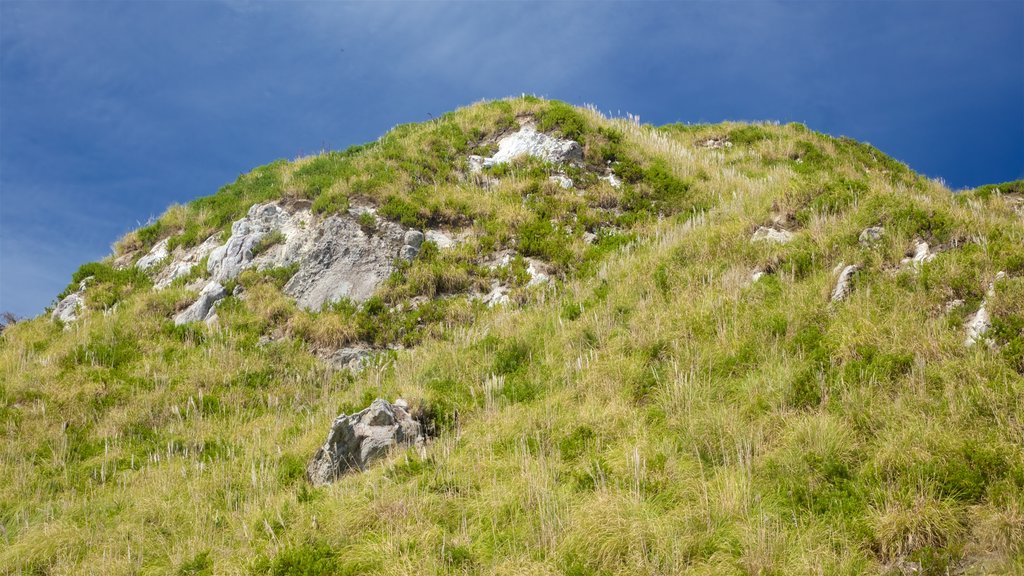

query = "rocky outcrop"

[
  {"left": 830, "top": 264, "right": 860, "bottom": 303},
  {"left": 469, "top": 124, "right": 582, "bottom": 171},
  {"left": 965, "top": 272, "right": 1005, "bottom": 346},
  {"left": 901, "top": 240, "right": 937, "bottom": 270},
  {"left": 858, "top": 226, "right": 884, "bottom": 247},
  {"left": 136, "top": 238, "right": 169, "bottom": 270},
  {"left": 52, "top": 281, "right": 88, "bottom": 324},
  {"left": 751, "top": 226, "right": 794, "bottom": 244},
  {"left": 173, "top": 281, "right": 226, "bottom": 325},
  {"left": 153, "top": 235, "right": 222, "bottom": 289},
  {"left": 281, "top": 213, "right": 410, "bottom": 310},
  {"left": 207, "top": 203, "right": 315, "bottom": 282},
  {"left": 548, "top": 174, "right": 573, "bottom": 189},
  {"left": 321, "top": 346, "right": 373, "bottom": 372},
  {"left": 306, "top": 398, "right": 423, "bottom": 486}
]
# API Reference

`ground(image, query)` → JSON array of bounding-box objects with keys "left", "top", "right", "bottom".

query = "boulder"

[
  {"left": 901, "top": 240, "right": 937, "bottom": 269},
  {"left": 52, "top": 291, "right": 85, "bottom": 324},
  {"left": 306, "top": 398, "right": 423, "bottom": 486},
  {"left": 751, "top": 226, "right": 794, "bottom": 244},
  {"left": 858, "top": 226, "right": 884, "bottom": 247},
  {"left": 173, "top": 281, "right": 226, "bottom": 325},
  {"left": 136, "top": 238, "right": 169, "bottom": 270},
  {"left": 830, "top": 264, "right": 860, "bottom": 303}
]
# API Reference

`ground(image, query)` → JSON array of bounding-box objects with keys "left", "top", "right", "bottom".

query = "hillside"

[{"left": 2, "top": 97, "right": 1023, "bottom": 575}]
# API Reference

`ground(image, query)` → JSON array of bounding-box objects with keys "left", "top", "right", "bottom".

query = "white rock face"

[
  {"left": 425, "top": 230, "right": 457, "bottom": 250},
  {"left": 965, "top": 272, "right": 1005, "bottom": 346},
  {"left": 52, "top": 290, "right": 85, "bottom": 323},
  {"left": 282, "top": 213, "right": 411, "bottom": 310},
  {"left": 153, "top": 235, "right": 222, "bottom": 289},
  {"left": 470, "top": 124, "right": 582, "bottom": 171},
  {"left": 207, "top": 203, "right": 313, "bottom": 282},
  {"left": 858, "top": 226, "right": 885, "bottom": 247},
  {"left": 136, "top": 238, "right": 169, "bottom": 270},
  {"left": 830, "top": 264, "right": 860, "bottom": 303},
  {"left": 174, "top": 281, "right": 227, "bottom": 325},
  {"left": 751, "top": 226, "right": 794, "bottom": 244},
  {"left": 901, "top": 240, "right": 937, "bottom": 270},
  {"left": 306, "top": 398, "right": 423, "bottom": 486}
]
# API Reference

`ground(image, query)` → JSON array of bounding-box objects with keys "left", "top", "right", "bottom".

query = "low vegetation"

[{"left": 1, "top": 98, "right": 1022, "bottom": 575}]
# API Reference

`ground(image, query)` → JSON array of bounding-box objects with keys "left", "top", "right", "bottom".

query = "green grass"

[{"left": 3, "top": 97, "right": 1023, "bottom": 575}]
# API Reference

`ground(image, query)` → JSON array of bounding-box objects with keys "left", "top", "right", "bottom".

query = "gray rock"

[
  {"left": 751, "top": 226, "right": 794, "bottom": 244},
  {"left": 153, "top": 235, "right": 222, "bottom": 289},
  {"left": 830, "top": 264, "right": 860, "bottom": 303},
  {"left": 404, "top": 230, "right": 424, "bottom": 249},
  {"left": 208, "top": 203, "right": 295, "bottom": 282},
  {"left": 173, "top": 281, "right": 226, "bottom": 325},
  {"left": 52, "top": 291, "right": 85, "bottom": 324},
  {"left": 901, "top": 240, "right": 937, "bottom": 270},
  {"left": 425, "top": 229, "right": 457, "bottom": 250},
  {"left": 306, "top": 398, "right": 423, "bottom": 485},
  {"left": 136, "top": 238, "right": 169, "bottom": 270},
  {"left": 323, "top": 347, "right": 372, "bottom": 371},
  {"left": 282, "top": 214, "right": 407, "bottom": 310},
  {"left": 965, "top": 272, "right": 1005, "bottom": 346},
  {"left": 858, "top": 226, "right": 885, "bottom": 247},
  {"left": 549, "top": 174, "right": 573, "bottom": 189}
]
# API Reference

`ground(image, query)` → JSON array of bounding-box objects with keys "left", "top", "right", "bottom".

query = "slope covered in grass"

[{"left": 2, "top": 98, "right": 1023, "bottom": 575}]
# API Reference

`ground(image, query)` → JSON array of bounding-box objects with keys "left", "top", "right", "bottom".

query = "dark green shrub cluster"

[{"left": 536, "top": 101, "right": 588, "bottom": 140}]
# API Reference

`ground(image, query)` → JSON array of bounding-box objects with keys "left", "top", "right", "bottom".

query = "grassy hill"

[{"left": 2, "top": 97, "right": 1023, "bottom": 575}]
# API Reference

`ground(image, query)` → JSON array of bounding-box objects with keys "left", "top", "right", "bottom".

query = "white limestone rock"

[
  {"left": 282, "top": 214, "right": 409, "bottom": 310},
  {"left": 136, "top": 238, "right": 169, "bottom": 270},
  {"left": 470, "top": 124, "right": 582, "bottom": 173},
  {"left": 306, "top": 398, "right": 423, "bottom": 485},
  {"left": 173, "top": 281, "right": 226, "bottom": 325},
  {"left": 858, "top": 226, "right": 885, "bottom": 247},
  {"left": 901, "top": 240, "right": 937, "bottom": 270},
  {"left": 830, "top": 264, "right": 860, "bottom": 303},
  {"left": 153, "top": 235, "right": 222, "bottom": 289},
  {"left": 751, "top": 226, "right": 794, "bottom": 244},
  {"left": 52, "top": 290, "right": 85, "bottom": 324},
  {"left": 965, "top": 272, "right": 1006, "bottom": 346}
]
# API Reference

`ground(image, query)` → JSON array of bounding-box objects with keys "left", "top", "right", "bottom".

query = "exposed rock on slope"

[
  {"left": 965, "top": 271, "right": 1006, "bottom": 346},
  {"left": 306, "top": 398, "right": 423, "bottom": 486},
  {"left": 173, "top": 281, "right": 227, "bottom": 325},
  {"left": 469, "top": 123, "right": 583, "bottom": 171},
  {"left": 751, "top": 226, "right": 794, "bottom": 244},
  {"left": 831, "top": 264, "right": 860, "bottom": 303},
  {"left": 52, "top": 281, "right": 88, "bottom": 323}
]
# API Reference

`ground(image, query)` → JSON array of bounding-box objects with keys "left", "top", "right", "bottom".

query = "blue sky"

[{"left": 1, "top": 1, "right": 1022, "bottom": 317}]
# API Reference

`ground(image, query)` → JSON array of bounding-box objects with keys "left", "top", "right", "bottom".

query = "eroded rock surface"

[
  {"left": 174, "top": 281, "right": 227, "bottom": 325},
  {"left": 469, "top": 124, "right": 582, "bottom": 171},
  {"left": 965, "top": 272, "right": 1005, "bottom": 346},
  {"left": 306, "top": 398, "right": 423, "bottom": 485},
  {"left": 830, "top": 264, "right": 860, "bottom": 303},
  {"left": 136, "top": 238, "right": 169, "bottom": 270},
  {"left": 282, "top": 213, "right": 410, "bottom": 310},
  {"left": 901, "top": 240, "right": 937, "bottom": 270},
  {"left": 751, "top": 226, "right": 794, "bottom": 244},
  {"left": 859, "top": 226, "right": 885, "bottom": 247},
  {"left": 52, "top": 284, "right": 87, "bottom": 324},
  {"left": 153, "top": 235, "right": 222, "bottom": 289}
]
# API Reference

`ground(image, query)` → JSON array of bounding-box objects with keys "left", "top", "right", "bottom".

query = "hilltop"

[{"left": 2, "top": 97, "right": 1023, "bottom": 575}]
